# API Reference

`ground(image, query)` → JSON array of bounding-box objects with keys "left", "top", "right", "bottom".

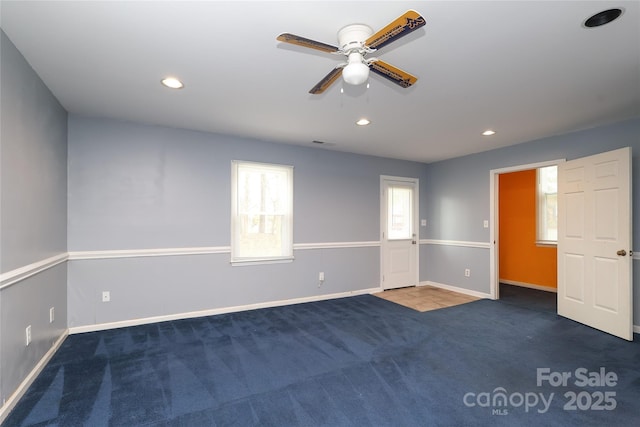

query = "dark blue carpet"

[
  {"left": 499, "top": 283, "right": 557, "bottom": 314},
  {"left": 3, "top": 293, "right": 639, "bottom": 426}
]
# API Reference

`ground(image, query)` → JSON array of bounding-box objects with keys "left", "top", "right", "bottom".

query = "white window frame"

[
  {"left": 231, "top": 160, "right": 294, "bottom": 265},
  {"left": 536, "top": 165, "right": 558, "bottom": 246}
]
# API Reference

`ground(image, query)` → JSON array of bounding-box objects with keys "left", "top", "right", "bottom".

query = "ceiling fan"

[{"left": 277, "top": 10, "right": 426, "bottom": 94}]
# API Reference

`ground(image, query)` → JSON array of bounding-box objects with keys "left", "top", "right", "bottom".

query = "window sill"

[{"left": 231, "top": 256, "right": 295, "bottom": 267}]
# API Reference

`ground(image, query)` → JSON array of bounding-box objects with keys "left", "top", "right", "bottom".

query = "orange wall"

[{"left": 499, "top": 169, "right": 557, "bottom": 288}]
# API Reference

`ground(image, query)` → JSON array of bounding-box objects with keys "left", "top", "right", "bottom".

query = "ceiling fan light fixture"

[
  {"left": 343, "top": 63, "right": 370, "bottom": 85},
  {"left": 342, "top": 52, "right": 370, "bottom": 86}
]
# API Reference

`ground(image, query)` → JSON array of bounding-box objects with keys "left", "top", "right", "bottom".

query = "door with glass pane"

[{"left": 381, "top": 176, "right": 419, "bottom": 290}]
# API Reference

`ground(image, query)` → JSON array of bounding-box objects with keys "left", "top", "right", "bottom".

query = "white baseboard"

[
  {"left": 0, "top": 330, "right": 68, "bottom": 424},
  {"left": 419, "top": 281, "right": 492, "bottom": 299},
  {"left": 69, "top": 287, "right": 381, "bottom": 334},
  {"left": 500, "top": 279, "right": 558, "bottom": 293}
]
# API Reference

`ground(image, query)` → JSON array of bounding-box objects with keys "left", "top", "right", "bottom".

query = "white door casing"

[
  {"left": 380, "top": 176, "right": 419, "bottom": 290},
  {"left": 489, "top": 159, "right": 565, "bottom": 300},
  {"left": 557, "top": 147, "right": 633, "bottom": 341}
]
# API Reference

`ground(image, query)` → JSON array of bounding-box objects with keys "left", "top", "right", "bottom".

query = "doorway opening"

[{"left": 489, "top": 159, "right": 565, "bottom": 300}]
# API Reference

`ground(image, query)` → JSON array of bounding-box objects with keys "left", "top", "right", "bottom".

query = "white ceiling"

[{"left": 1, "top": 1, "right": 639, "bottom": 163}]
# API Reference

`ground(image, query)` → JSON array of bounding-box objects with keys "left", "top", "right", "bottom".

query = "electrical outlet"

[
  {"left": 49, "top": 307, "right": 55, "bottom": 323},
  {"left": 25, "top": 325, "right": 32, "bottom": 346},
  {"left": 483, "top": 220, "right": 489, "bottom": 228},
  {"left": 464, "top": 269, "right": 471, "bottom": 277},
  {"left": 102, "top": 291, "right": 111, "bottom": 302},
  {"left": 319, "top": 272, "right": 325, "bottom": 281}
]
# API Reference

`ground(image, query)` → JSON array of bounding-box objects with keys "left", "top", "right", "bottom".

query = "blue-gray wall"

[
  {"left": 0, "top": 30, "right": 68, "bottom": 405},
  {"left": 422, "top": 118, "right": 640, "bottom": 320},
  {"left": 66, "top": 116, "right": 428, "bottom": 327}
]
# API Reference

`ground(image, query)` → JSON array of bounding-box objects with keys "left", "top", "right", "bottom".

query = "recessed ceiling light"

[
  {"left": 584, "top": 8, "right": 623, "bottom": 28},
  {"left": 482, "top": 130, "right": 496, "bottom": 136},
  {"left": 356, "top": 118, "right": 371, "bottom": 126},
  {"left": 161, "top": 77, "right": 184, "bottom": 89}
]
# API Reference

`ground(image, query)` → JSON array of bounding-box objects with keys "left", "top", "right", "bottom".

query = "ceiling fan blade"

[
  {"left": 370, "top": 60, "right": 418, "bottom": 88},
  {"left": 277, "top": 33, "right": 340, "bottom": 54},
  {"left": 309, "top": 67, "right": 343, "bottom": 94},
  {"left": 366, "top": 10, "right": 426, "bottom": 50}
]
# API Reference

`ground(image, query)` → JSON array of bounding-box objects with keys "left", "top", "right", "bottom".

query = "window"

[
  {"left": 231, "top": 161, "right": 293, "bottom": 264},
  {"left": 387, "top": 185, "right": 413, "bottom": 240},
  {"left": 537, "top": 165, "right": 558, "bottom": 244}
]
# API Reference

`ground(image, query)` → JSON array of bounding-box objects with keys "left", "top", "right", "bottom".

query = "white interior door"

[
  {"left": 557, "top": 147, "right": 633, "bottom": 340},
  {"left": 381, "top": 176, "right": 418, "bottom": 290}
]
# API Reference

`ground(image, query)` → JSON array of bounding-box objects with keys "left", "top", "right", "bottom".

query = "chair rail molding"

[{"left": 0, "top": 253, "right": 69, "bottom": 290}]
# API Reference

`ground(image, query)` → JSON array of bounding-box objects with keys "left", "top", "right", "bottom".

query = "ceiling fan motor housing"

[{"left": 337, "top": 24, "right": 374, "bottom": 52}]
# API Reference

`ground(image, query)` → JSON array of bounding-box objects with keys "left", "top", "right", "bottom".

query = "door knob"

[{"left": 617, "top": 249, "right": 627, "bottom": 256}]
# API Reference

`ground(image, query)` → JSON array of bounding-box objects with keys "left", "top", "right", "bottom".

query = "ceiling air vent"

[
  {"left": 584, "top": 8, "right": 623, "bottom": 28},
  {"left": 312, "top": 140, "right": 336, "bottom": 146}
]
